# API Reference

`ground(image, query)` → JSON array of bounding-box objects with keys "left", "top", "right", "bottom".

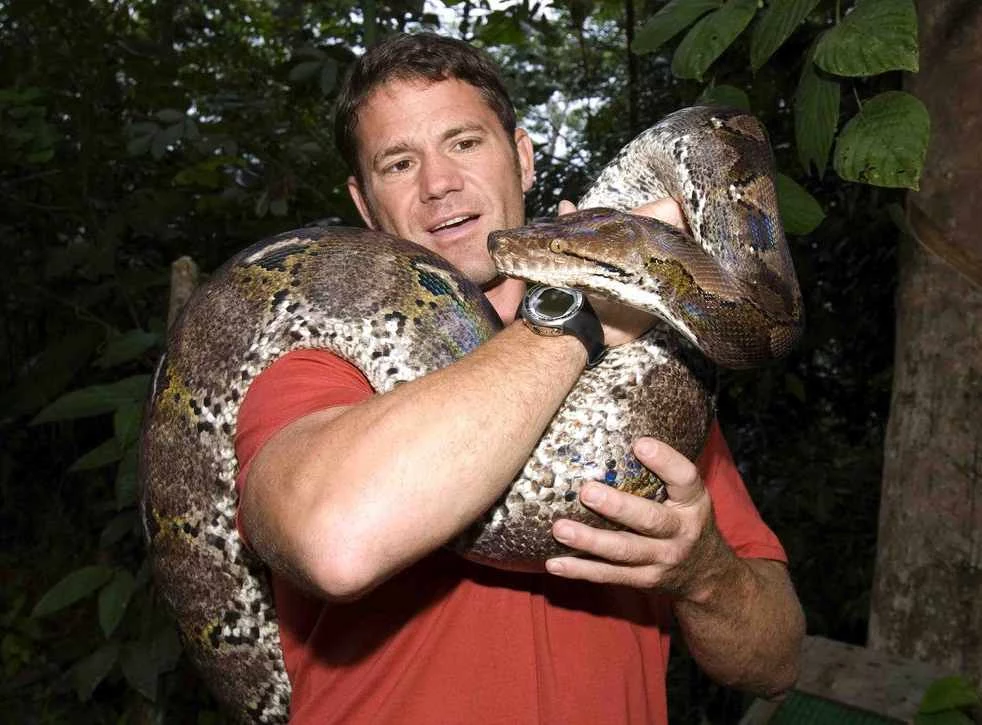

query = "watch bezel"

[{"left": 521, "top": 285, "right": 585, "bottom": 327}]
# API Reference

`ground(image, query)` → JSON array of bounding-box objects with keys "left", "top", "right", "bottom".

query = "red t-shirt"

[{"left": 236, "top": 349, "right": 786, "bottom": 724}]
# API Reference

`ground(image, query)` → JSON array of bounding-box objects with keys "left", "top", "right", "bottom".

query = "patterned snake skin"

[{"left": 139, "top": 106, "right": 803, "bottom": 722}]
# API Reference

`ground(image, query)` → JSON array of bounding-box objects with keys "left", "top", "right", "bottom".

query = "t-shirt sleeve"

[
  {"left": 234, "top": 349, "right": 374, "bottom": 537},
  {"left": 695, "top": 421, "right": 787, "bottom": 563}
]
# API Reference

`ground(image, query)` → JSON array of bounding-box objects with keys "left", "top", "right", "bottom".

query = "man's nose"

[{"left": 418, "top": 155, "right": 464, "bottom": 201}]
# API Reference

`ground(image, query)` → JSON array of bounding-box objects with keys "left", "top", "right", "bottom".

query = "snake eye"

[{"left": 549, "top": 239, "right": 565, "bottom": 254}]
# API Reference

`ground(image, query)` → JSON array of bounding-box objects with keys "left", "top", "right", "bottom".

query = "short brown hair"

[{"left": 334, "top": 33, "right": 517, "bottom": 180}]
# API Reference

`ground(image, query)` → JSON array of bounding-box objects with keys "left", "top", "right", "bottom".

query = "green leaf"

[
  {"left": 119, "top": 627, "right": 182, "bottom": 701},
  {"left": 114, "top": 402, "right": 143, "bottom": 449},
  {"left": 96, "top": 329, "right": 160, "bottom": 368},
  {"left": 914, "top": 712, "right": 975, "bottom": 725},
  {"left": 31, "top": 375, "right": 151, "bottom": 424},
  {"left": 116, "top": 444, "right": 140, "bottom": 509},
  {"left": 750, "top": 0, "right": 821, "bottom": 70},
  {"left": 0, "top": 326, "right": 102, "bottom": 420},
  {"left": 784, "top": 372, "right": 806, "bottom": 402},
  {"left": 32, "top": 565, "right": 114, "bottom": 618},
  {"left": 72, "top": 642, "right": 119, "bottom": 700},
  {"left": 833, "top": 91, "right": 929, "bottom": 190},
  {"left": 269, "top": 198, "right": 288, "bottom": 217},
  {"left": 776, "top": 172, "right": 824, "bottom": 234},
  {"left": 69, "top": 437, "right": 123, "bottom": 472},
  {"left": 476, "top": 10, "right": 524, "bottom": 46},
  {"left": 288, "top": 60, "right": 322, "bottom": 83},
  {"left": 151, "top": 625, "right": 182, "bottom": 674},
  {"left": 183, "top": 118, "right": 201, "bottom": 141},
  {"left": 126, "top": 132, "right": 153, "bottom": 156},
  {"left": 151, "top": 122, "right": 184, "bottom": 159},
  {"left": 98, "top": 569, "right": 135, "bottom": 638},
  {"left": 672, "top": 0, "right": 758, "bottom": 80},
  {"left": 121, "top": 642, "right": 159, "bottom": 701},
  {"left": 698, "top": 83, "right": 750, "bottom": 110},
  {"left": 155, "top": 108, "right": 185, "bottom": 124},
  {"left": 795, "top": 54, "right": 839, "bottom": 176},
  {"left": 320, "top": 58, "right": 338, "bottom": 95},
  {"left": 920, "top": 676, "right": 981, "bottom": 714},
  {"left": 633, "top": 0, "right": 722, "bottom": 55},
  {"left": 814, "top": 0, "right": 918, "bottom": 77},
  {"left": 100, "top": 511, "right": 139, "bottom": 548}
]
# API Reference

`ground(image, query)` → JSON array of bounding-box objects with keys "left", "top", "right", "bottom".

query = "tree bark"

[{"left": 868, "top": 0, "right": 982, "bottom": 685}]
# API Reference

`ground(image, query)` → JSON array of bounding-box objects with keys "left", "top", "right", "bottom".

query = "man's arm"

[
  {"left": 544, "top": 438, "right": 804, "bottom": 697},
  {"left": 240, "top": 322, "right": 588, "bottom": 601}
]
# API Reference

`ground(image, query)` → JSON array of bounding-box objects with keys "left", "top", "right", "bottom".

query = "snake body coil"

[{"left": 140, "top": 106, "right": 803, "bottom": 722}]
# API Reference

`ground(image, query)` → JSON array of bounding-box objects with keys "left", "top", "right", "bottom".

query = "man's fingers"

[
  {"left": 557, "top": 199, "right": 577, "bottom": 216},
  {"left": 545, "top": 555, "right": 665, "bottom": 588},
  {"left": 632, "top": 438, "right": 704, "bottom": 505},
  {"left": 632, "top": 198, "right": 687, "bottom": 231},
  {"left": 575, "top": 482, "right": 680, "bottom": 537},
  {"left": 552, "top": 517, "right": 681, "bottom": 565}
]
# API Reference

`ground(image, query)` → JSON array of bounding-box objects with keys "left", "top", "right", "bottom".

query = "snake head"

[{"left": 488, "top": 208, "right": 653, "bottom": 298}]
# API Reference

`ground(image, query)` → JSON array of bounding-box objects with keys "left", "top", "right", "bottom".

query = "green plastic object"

[{"left": 769, "top": 691, "right": 902, "bottom": 724}]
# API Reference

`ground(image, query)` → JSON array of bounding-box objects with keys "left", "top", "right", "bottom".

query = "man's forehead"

[{"left": 355, "top": 77, "right": 502, "bottom": 153}]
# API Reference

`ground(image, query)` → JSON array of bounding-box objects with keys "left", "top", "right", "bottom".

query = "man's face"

[{"left": 347, "top": 78, "right": 535, "bottom": 286}]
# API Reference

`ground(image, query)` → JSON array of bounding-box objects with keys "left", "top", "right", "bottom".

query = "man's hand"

[
  {"left": 545, "top": 435, "right": 805, "bottom": 697},
  {"left": 545, "top": 436, "right": 735, "bottom": 601},
  {"left": 556, "top": 198, "right": 687, "bottom": 347}
]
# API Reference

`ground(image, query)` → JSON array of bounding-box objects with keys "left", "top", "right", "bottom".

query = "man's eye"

[
  {"left": 385, "top": 159, "right": 412, "bottom": 174},
  {"left": 455, "top": 138, "right": 480, "bottom": 151}
]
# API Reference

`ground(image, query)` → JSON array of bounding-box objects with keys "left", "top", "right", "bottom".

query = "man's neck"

[{"left": 483, "top": 276, "right": 526, "bottom": 324}]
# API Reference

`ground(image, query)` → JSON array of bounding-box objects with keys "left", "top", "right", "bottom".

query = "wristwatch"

[{"left": 519, "top": 285, "right": 607, "bottom": 368}]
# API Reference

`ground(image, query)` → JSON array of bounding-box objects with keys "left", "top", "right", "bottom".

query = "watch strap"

[{"left": 566, "top": 294, "right": 607, "bottom": 368}]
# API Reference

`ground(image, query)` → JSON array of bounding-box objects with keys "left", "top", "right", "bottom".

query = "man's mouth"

[{"left": 429, "top": 215, "right": 479, "bottom": 234}]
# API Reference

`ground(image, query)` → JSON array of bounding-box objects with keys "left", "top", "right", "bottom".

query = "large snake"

[{"left": 139, "top": 106, "right": 803, "bottom": 722}]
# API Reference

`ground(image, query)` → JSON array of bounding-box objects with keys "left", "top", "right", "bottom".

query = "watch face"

[{"left": 530, "top": 286, "right": 582, "bottom": 321}]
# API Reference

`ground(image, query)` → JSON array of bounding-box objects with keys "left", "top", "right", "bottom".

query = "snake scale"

[{"left": 139, "top": 106, "right": 803, "bottom": 722}]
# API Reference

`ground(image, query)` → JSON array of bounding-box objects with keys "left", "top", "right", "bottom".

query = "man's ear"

[
  {"left": 346, "top": 176, "right": 377, "bottom": 229},
  {"left": 514, "top": 128, "right": 535, "bottom": 193}
]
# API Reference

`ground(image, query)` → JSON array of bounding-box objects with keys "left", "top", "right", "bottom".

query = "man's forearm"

[
  {"left": 243, "top": 321, "right": 587, "bottom": 599},
  {"left": 673, "top": 556, "right": 804, "bottom": 697}
]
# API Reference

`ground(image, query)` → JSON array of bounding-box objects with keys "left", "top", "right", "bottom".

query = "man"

[{"left": 235, "top": 32, "right": 804, "bottom": 723}]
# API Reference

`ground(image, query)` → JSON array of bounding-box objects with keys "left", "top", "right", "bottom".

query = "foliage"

[
  {"left": 916, "top": 676, "right": 982, "bottom": 725},
  {"left": 636, "top": 0, "right": 927, "bottom": 203},
  {"left": 0, "top": 0, "right": 920, "bottom": 722}
]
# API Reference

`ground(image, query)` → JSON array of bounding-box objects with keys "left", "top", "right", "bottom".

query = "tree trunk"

[{"left": 868, "top": 0, "right": 982, "bottom": 685}]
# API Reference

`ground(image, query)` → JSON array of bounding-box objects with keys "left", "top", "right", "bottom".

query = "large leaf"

[
  {"left": 114, "top": 402, "right": 143, "bottom": 449},
  {"left": 31, "top": 374, "right": 151, "bottom": 424},
  {"left": 72, "top": 642, "right": 119, "bottom": 701},
  {"left": 69, "top": 437, "right": 123, "bottom": 472},
  {"left": 633, "top": 0, "right": 722, "bottom": 55},
  {"left": 32, "top": 565, "right": 114, "bottom": 617},
  {"left": 120, "top": 627, "right": 183, "bottom": 701},
  {"left": 115, "top": 444, "right": 140, "bottom": 509},
  {"left": 795, "top": 53, "right": 840, "bottom": 176},
  {"left": 672, "top": 0, "right": 758, "bottom": 80},
  {"left": 288, "top": 60, "right": 322, "bottom": 83},
  {"left": 0, "top": 326, "right": 102, "bottom": 420},
  {"left": 699, "top": 83, "right": 750, "bottom": 110},
  {"left": 100, "top": 511, "right": 139, "bottom": 548},
  {"left": 919, "top": 676, "right": 981, "bottom": 714},
  {"left": 121, "top": 642, "right": 159, "bottom": 701},
  {"left": 750, "top": 0, "right": 821, "bottom": 70},
  {"left": 95, "top": 329, "right": 160, "bottom": 368},
  {"left": 776, "top": 173, "right": 824, "bottom": 235},
  {"left": 98, "top": 569, "right": 136, "bottom": 637},
  {"left": 814, "top": 0, "right": 918, "bottom": 77},
  {"left": 833, "top": 91, "right": 929, "bottom": 190}
]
